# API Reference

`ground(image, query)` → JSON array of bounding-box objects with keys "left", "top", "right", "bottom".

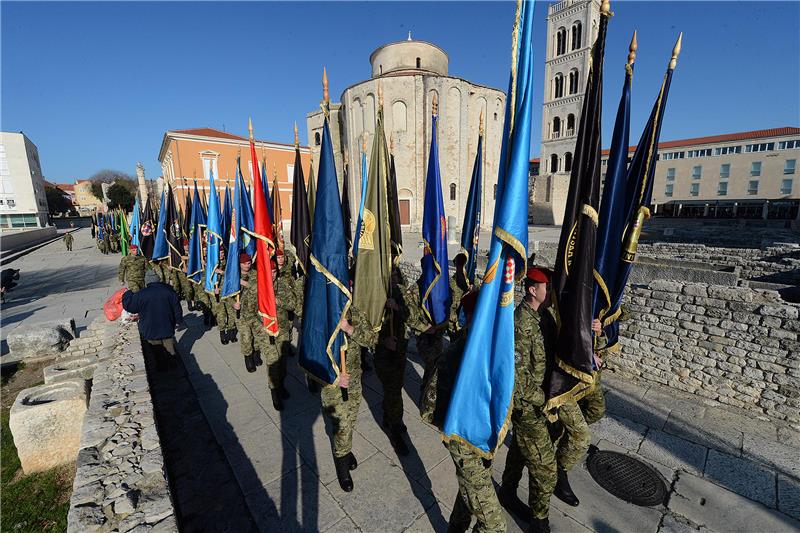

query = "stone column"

[{"left": 136, "top": 162, "right": 147, "bottom": 204}]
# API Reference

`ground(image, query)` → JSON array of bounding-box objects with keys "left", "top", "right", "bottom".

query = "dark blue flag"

[
  {"left": 222, "top": 185, "right": 232, "bottom": 255},
  {"left": 457, "top": 126, "right": 484, "bottom": 286},
  {"left": 152, "top": 187, "right": 169, "bottom": 261},
  {"left": 237, "top": 156, "right": 256, "bottom": 258},
  {"left": 187, "top": 183, "right": 204, "bottom": 282}
]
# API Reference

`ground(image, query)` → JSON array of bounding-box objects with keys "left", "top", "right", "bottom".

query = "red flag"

[{"left": 249, "top": 119, "right": 279, "bottom": 336}]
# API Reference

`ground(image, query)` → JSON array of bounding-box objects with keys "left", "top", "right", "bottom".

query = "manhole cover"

[{"left": 586, "top": 450, "right": 668, "bottom": 507}]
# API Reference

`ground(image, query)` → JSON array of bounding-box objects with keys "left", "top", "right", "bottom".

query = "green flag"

[
  {"left": 119, "top": 209, "right": 130, "bottom": 256},
  {"left": 353, "top": 103, "right": 392, "bottom": 331}
]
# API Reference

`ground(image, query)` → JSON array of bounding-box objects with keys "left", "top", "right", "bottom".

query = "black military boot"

[
  {"left": 385, "top": 421, "right": 410, "bottom": 456},
  {"left": 554, "top": 467, "right": 579, "bottom": 506},
  {"left": 334, "top": 455, "right": 354, "bottom": 492},
  {"left": 220, "top": 329, "right": 229, "bottom": 345},
  {"left": 253, "top": 350, "right": 264, "bottom": 367},
  {"left": 498, "top": 483, "right": 529, "bottom": 518},
  {"left": 529, "top": 516, "right": 551, "bottom": 533},
  {"left": 270, "top": 389, "right": 284, "bottom": 411},
  {"left": 244, "top": 354, "right": 257, "bottom": 373},
  {"left": 229, "top": 327, "right": 238, "bottom": 343},
  {"left": 344, "top": 451, "right": 358, "bottom": 471}
]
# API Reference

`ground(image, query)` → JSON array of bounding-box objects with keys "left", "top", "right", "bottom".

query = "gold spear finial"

[
  {"left": 294, "top": 122, "right": 299, "bottom": 149},
  {"left": 362, "top": 132, "right": 368, "bottom": 153},
  {"left": 669, "top": 32, "right": 683, "bottom": 70},
  {"left": 432, "top": 93, "right": 438, "bottom": 116},
  {"left": 600, "top": 0, "right": 611, "bottom": 16},
  {"left": 479, "top": 110, "right": 485, "bottom": 135},
  {"left": 377, "top": 80, "right": 384, "bottom": 108},
  {"left": 322, "top": 67, "right": 329, "bottom": 103},
  {"left": 248, "top": 118, "right": 254, "bottom": 141},
  {"left": 628, "top": 31, "right": 638, "bottom": 65}
]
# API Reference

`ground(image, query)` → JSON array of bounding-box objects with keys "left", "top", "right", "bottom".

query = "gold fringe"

[
  {"left": 309, "top": 253, "right": 352, "bottom": 379},
  {"left": 440, "top": 397, "right": 514, "bottom": 460},
  {"left": 420, "top": 238, "right": 443, "bottom": 325},
  {"left": 494, "top": 227, "right": 527, "bottom": 281},
  {"left": 582, "top": 204, "right": 599, "bottom": 226}
]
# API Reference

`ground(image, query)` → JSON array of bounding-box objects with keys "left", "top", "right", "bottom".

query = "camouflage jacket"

[
  {"left": 118, "top": 254, "right": 148, "bottom": 284},
  {"left": 513, "top": 302, "right": 548, "bottom": 412},
  {"left": 63, "top": 233, "right": 74, "bottom": 244},
  {"left": 448, "top": 275, "right": 466, "bottom": 333},
  {"left": 275, "top": 266, "right": 297, "bottom": 329},
  {"left": 240, "top": 270, "right": 259, "bottom": 321},
  {"left": 378, "top": 282, "right": 411, "bottom": 351},
  {"left": 347, "top": 304, "right": 379, "bottom": 352}
]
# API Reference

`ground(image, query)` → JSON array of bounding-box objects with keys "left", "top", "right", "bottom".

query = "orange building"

[{"left": 157, "top": 127, "right": 312, "bottom": 224}]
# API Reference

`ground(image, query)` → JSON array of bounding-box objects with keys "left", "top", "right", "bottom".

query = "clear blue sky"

[{"left": 2, "top": 1, "right": 798, "bottom": 184}]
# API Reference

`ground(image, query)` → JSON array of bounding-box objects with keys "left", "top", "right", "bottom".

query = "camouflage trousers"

[
  {"left": 127, "top": 280, "right": 144, "bottom": 293},
  {"left": 374, "top": 343, "right": 407, "bottom": 426},
  {"left": 417, "top": 332, "right": 444, "bottom": 424},
  {"left": 193, "top": 285, "right": 213, "bottom": 314},
  {"left": 239, "top": 320, "right": 286, "bottom": 389},
  {"left": 213, "top": 297, "right": 237, "bottom": 330},
  {"left": 175, "top": 272, "right": 195, "bottom": 303},
  {"left": 447, "top": 440, "right": 506, "bottom": 533},
  {"left": 579, "top": 370, "right": 605, "bottom": 425},
  {"left": 502, "top": 410, "right": 557, "bottom": 520},
  {"left": 321, "top": 345, "right": 362, "bottom": 458},
  {"left": 556, "top": 400, "right": 590, "bottom": 472}
]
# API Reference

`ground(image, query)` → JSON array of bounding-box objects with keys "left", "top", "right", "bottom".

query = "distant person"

[
  {"left": 63, "top": 232, "right": 74, "bottom": 251},
  {"left": 122, "top": 269, "right": 184, "bottom": 371}
]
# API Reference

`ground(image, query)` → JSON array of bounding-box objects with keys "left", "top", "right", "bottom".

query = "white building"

[
  {"left": 0, "top": 132, "right": 50, "bottom": 228},
  {"left": 307, "top": 36, "right": 506, "bottom": 232}
]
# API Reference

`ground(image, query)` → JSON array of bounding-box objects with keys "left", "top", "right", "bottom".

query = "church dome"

[{"left": 369, "top": 35, "right": 448, "bottom": 78}]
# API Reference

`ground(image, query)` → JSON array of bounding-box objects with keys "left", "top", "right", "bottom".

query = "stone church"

[{"left": 306, "top": 35, "right": 505, "bottom": 232}]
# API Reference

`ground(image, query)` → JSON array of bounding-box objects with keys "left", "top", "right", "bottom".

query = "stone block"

[
  {"left": 704, "top": 449, "right": 776, "bottom": 507},
  {"left": 778, "top": 474, "right": 800, "bottom": 521},
  {"left": 9, "top": 380, "right": 87, "bottom": 474},
  {"left": 6, "top": 318, "right": 77, "bottom": 360},
  {"left": 43, "top": 356, "right": 98, "bottom": 384},
  {"left": 638, "top": 429, "right": 707, "bottom": 475},
  {"left": 760, "top": 304, "right": 800, "bottom": 320}
]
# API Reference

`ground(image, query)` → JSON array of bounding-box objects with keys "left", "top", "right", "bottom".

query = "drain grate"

[{"left": 586, "top": 450, "right": 668, "bottom": 507}]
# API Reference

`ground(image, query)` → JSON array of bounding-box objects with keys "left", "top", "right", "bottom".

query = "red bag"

[{"left": 103, "top": 287, "right": 128, "bottom": 321}]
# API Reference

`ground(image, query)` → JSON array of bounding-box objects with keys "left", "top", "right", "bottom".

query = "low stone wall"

[
  {"left": 67, "top": 318, "right": 177, "bottom": 532},
  {"left": 0, "top": 226, "right": 58, "bottom": 253},
  {"left": 616, "top": 281, "right": 800, "bottom": 427}
]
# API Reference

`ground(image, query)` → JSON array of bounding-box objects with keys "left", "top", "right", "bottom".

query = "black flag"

[
  {"left": 387, "top": 139, "right": 403, "bottom": 263},
  {"left": 165, "top": 185, "right": 185, "bottom": 270},
  {"left": 341, "top": 158, "right": 353, "bottom": 254},
  {"left": 140, "top": 195, "right": 156, "bottom": 260},
  {"left": 290, "top": 126, "right": 312, "bottom": 276},
  {"left": 546, "top": 4, "right": 610, "bottom": 416}
]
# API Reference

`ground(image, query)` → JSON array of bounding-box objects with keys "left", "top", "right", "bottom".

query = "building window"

[
  {"left": 748, "top": 180, "right": 759, "bottom": 195},
  {"left": 717, "top": 182, "right": 728, "bottom": 196},
  {"left": 688, "top": 149, "right": 712, "bottom": 158},
  {"left": 552, "top": 117, "right": 561, "bottom": 139},
  {"left": 314, "top": 132, "right": 321, "bottom": 146},
  {"left": 568, "top": 70, "right": 579, "bottom": 95},
  {"left": 550, "top": 154, "right": 559, "bottom": 173},
  {"left": 745, "top": 142, "right": 775, "bottom": 153},
  {"left": 666, "top": 168, "right": 675, "bottom": 181},
  {"left": 778, "top": 139, "right": 800, "bottom": 150},
  {"left": 571, "top": 22, "right": 582, "bottom": 50},
  {"left": 8, "top": 199, "right": 15, "bottom": 207},
  {"left": 553, "top": 73, "right": 564, "bottom": 99},
  {"left": 449, "top": 183, "right": 456, "bottom": 201},
  {"left": 416, "top": 57, "right": 421, "bottom": 68},
  {"left": 784, "top": 159, "right": 796, "bottom": 175},
  {"left": 781, "top": 179, "right": 793, "bottom": 195},
  {"left": 564, "top": 152, "right": 573, "bottom": 172},
  {"left": 720, "top": 164, "right": 730, "bottom": 178},
  {"left": 493, "top": 184, "right": 497, "bottom": 199},
  {"left": 662, "top": 151, "right": 685, "bottom": 160},
  {"left": 714, "top": 145, "right": 741, "bottom": 156},
  {"left": 493, "top": 113, "right": 498, "bottom": 121},
  {"left": 556, "top": 27, "right": 567, "bottom": 56},
  {"left": 692, "top": 165, "right": 702, "bottom": 179},
  {"left": 566, "top": 114, "right": 575, "bottom": 135},
  {"left": 665, "top": 184, "right": 673, "bottom": 197},
  {"left": 690, "top": 183, "right": 699, "bottom": 196},
  {"left": 751, "top": 161, "right": 762, "bottom": 176}
]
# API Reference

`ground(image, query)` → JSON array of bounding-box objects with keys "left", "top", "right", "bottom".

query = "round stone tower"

[{"left": 369, "top": 34, "right": 448, "bottom": 78}]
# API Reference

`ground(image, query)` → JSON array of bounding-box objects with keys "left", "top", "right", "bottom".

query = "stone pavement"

[{"left": 174, "top": 308, "right": 800, "bottom": 532}]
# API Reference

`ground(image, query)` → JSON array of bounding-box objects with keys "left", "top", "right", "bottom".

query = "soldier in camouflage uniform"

[
  {"left": 118, "top": 245, "right": 148, "bottom": 293},
  {"left": 374, "top": 267, "right": 411, "bottom": 456},
  {"left": 579, "top": 308, "right": 628, "bottom": 425},
  {"left": 212, "top": 249, "right": 237, "bottom": 345},
  {"left": 498, "top": 267, "right": 557, "bottom": 533},
  {"left": 102, "top": 227, "right": 111, "bottom": 254},
  {"left": 108, "top": 226, "right": 119, "bottom": 253},
  {"left": 234, "top": 253, "right": 262, "bottom": 373},
  {"left": 63, "top": 232, "right": 74, "bottom": 251},
  {"left": 262, "top": 249, "right": 296, "bottom": 411},
  {"left": 323, "top": 303, "right": 379, "bottom": 493}
]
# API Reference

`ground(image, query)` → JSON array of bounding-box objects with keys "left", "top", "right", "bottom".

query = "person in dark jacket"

[{"left": 122, "top": 269, "right": 184, "bottom": 370}]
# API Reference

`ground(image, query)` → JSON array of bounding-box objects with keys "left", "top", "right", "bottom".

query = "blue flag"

[
  {"left": 129, "top": 197, "right": 141, "bottom": 248},
  {"left": 222, "top": 185, "right": 232, "bottom": 254},
  {"left": 299, "top": 106, "right": 352, "bottom": 386},
  {"left": 237, "top": 157, "right": 256, "bottom": 258},
  {"left": 97, "top": 214, "right": 104, "bottom": 240},
  {"left": 222, "top": 172, "right": 242, "bottom": 299},
  {"left": 458, "top": 132, "right": 483, "bottom": 286},
  {"left": 352, "top": 149, "right": 368, "bottom": 258},
  {"left": 442, "top": 0, "right": 535, "bottom": 456},
  {"left": 152, "top": 188, "right": 169, "bottom": 261},
  {"left": 187, "top": 183, "right": 204, "bottom": 282},
  {"left": 420, "top": 112, "right": 451, "bottom": 326},
  {"left": 204, "top": 169, "right": 222, "bottom": 294}
]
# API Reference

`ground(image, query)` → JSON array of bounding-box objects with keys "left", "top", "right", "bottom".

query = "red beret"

[
  {"left": 239, "top": 252, "right": 252, "bottom": 263},
  {"left": 526, "top": 267, "right": 551, "bottom": 284},
  {"left": 129, "top": 244, "right": 138, "bottom": 251},
  {"left": 461, "top": 291, "right": 478, "bottom": 316}
]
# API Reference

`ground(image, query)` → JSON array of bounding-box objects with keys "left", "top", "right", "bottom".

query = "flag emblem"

[{"left": 141, "top": 221, "right": 153, "bottom": 237}]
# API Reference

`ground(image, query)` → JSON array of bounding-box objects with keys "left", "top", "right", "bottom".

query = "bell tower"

[{"left": 531, "top": 0, "right": 601, "bottom": 224}]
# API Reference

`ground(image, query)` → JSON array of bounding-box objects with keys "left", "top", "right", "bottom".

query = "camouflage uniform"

[
  {"left": 448, "top": 439, "right": 506, "bottom": 533},
  {"left": 212, "top": 261, "right": 236, "bottom": 332},
  {"left": 501, "top": 301, "right": 557, "bottom": 520},
  {"left": 238, "top": 269, "right": 269, "bottom": 368},
  {"left": 321, "top": 304, "right": 378, "bottom": 458},
  {"left": 259, "top": 262, "right": 299, "bottom": 390},
  {"left": 448, "top": 275, "right": 466, "bottom": 342},
  {"left": 63, "top": 232, "right": 74, "bottom": 251},
  {"left": 109, "top": 231, "right": 119, "bottom": 253},
  {"left": 118, "top": 254, "right": 148, "bottom": 293},
  {"left": 175, "top": 269, "right": 195, "bottom": 304},
  {"left": 374, "top": 281, "right": 411, "bottom": 426}
]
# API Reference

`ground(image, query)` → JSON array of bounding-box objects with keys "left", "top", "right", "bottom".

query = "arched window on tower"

[
  {"left": 571, "top": 22, "right": 582, "bottom": 50},
  {"left": 416, "top": 57, "right": 421, "bottom": 68},
  {"left": 564, "top": 152, "right": 573, "bottom": 172},
  {"left": 569, "top": 70, "right": 579, "bottom": 95},
  {"left": 567, "top": 114, "right": 576, "bottom": 136},
  {"left": 550, "top": 154, "right": 559, "bottom": 173},
  {"left": 553, "top": 73, "right": 564, "bottom": 99},
  {"left": 552, "top": 117, "right": 561, "bottom": 139},
  {"left": 314, "top": 132, "right": 321, "bottom": 146},
  {"left": 556, "top": 27, "right": 567, "bottom": 56},
  {"left": 450, "top": 183, "right": 456, "bottom": 201}
]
